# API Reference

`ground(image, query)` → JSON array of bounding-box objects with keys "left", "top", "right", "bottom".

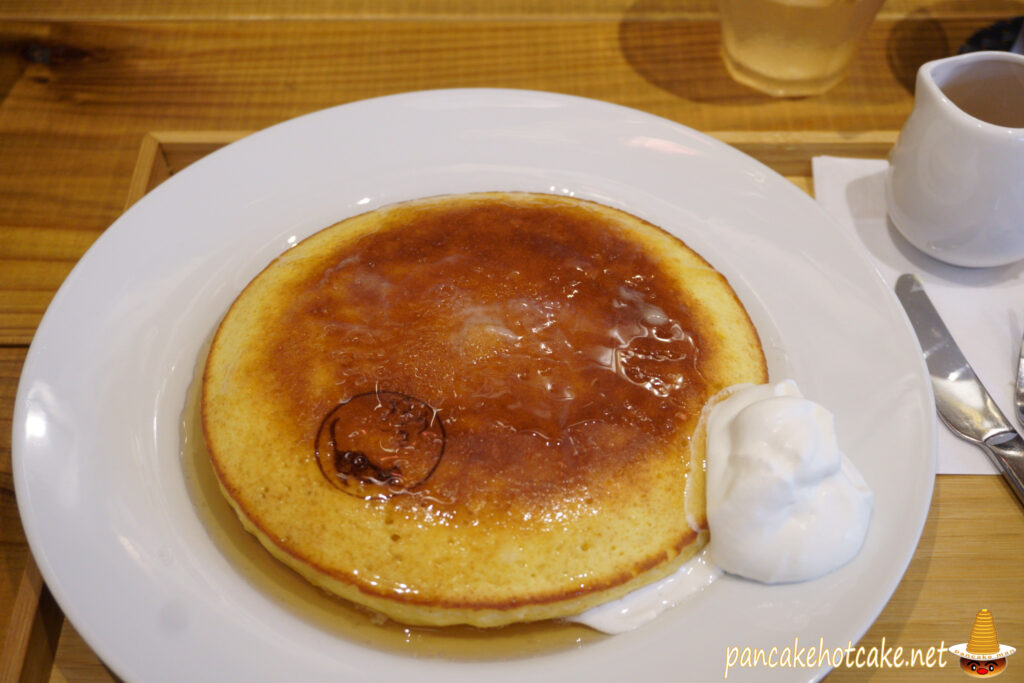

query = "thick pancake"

[{"left": 202, "top": 192, "right": 767, "bottom": 627}]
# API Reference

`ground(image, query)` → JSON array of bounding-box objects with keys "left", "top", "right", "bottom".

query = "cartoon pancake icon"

[{"left": 950, "top": 609, "right": 1016, "bottom": 678}]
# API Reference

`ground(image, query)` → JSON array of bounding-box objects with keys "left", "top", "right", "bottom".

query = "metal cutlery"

[
  {"left": 895, "top": 273, "right": 1024, "bottom": 507},
  {"left": 1016, "top": 328, "right": 1024, "bottom": 428}
]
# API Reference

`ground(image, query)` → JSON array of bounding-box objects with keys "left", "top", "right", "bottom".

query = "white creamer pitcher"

[{"left": 886, "top": 51, "right": 1024, "bottom": 268}]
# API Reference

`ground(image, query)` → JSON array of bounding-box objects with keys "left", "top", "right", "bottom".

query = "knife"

[
  {"left": 1016, "top": 330, "right": 1024, "bottom": 426},
  {"left": 894, "top": 273, "right": 1024, "bottom": 507}
]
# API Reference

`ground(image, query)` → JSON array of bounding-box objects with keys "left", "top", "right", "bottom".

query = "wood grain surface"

[
  {"left": 0, "top": 5, "right": 1017, "bottom": 342},
  {"left": 2, "top": 1, "right": 1023, "bottom": 681}
]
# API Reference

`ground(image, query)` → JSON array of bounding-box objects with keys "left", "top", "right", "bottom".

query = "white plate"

[{"left": 13, "top": 90, "right": 935, "bottom": 682}]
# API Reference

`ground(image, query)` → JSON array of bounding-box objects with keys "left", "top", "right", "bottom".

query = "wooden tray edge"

[{"left": 122, "top": 129, "right": 898, "bottom": 208}]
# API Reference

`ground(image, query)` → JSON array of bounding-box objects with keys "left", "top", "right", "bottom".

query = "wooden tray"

[
  {"left": 121, "top": 130, "right": 898, "bottom": 209},
  {"left": 6, "top": 129, "right": 923, "bottom": 683}
]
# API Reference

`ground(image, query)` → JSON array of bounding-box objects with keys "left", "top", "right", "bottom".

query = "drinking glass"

[{"left": 718, "top": 0, "right": 887, "bottom": 97}]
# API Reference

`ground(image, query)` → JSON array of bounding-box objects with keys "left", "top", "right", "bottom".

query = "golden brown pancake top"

[
  {"left": 203, "top": 193, "right": 767, "bottom": 622},
  {"left": 255, "top": 196, "right": 709, "bottom": 524}
]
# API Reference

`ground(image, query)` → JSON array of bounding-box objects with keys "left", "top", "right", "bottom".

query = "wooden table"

[{"left": 2, "top": 2, "right": 1022, "bottom": 681}]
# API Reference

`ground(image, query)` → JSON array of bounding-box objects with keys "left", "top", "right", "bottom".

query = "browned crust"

[{"left": 202, "top": 192, "right": 766, "bottom": 625}]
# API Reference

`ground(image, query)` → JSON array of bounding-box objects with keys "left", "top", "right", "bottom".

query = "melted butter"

[{"left": 182, "top": 339, "right": 604, "bottom": 659}]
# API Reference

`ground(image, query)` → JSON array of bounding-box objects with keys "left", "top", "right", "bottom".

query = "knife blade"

[
  {"left": 1016, "top": 329, "right": 1024, "bottom": 426},
  {"left": 894, "top": 273, "right": 1024, "bottom": 507}
]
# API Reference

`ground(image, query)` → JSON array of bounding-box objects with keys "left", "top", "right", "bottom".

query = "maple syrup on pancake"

[
  {"left": 259, "top": 197, "right": 707, "bottom": 525},
  {"left": 185, "top": 195, "right": 736, "bottom": 654},
  {"left": 181, "top": 341, "right": 604, "bottom": 659}
]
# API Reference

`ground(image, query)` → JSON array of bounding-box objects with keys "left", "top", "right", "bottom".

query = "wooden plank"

[
  {"left": 48, "top": 620, "right": 118, "bottom": 683},
  {"left": 0, "top": 259, "right": 80, "bottom": 346},
  {"left": 0, "top": 1, "right": 1010, "bottom": 344},
  {"left": 0, "top": 348, "right": 27, "bottom": 544},
  {"left": 124, "top": 132, "right": 250, "bottom": 208},
  {"left": 0, "top": 16, "right": 985, "bottom": 224},
  {"left": 713, "top": 130, "right": 897, "bottom": 177},
  {"left": 158, "top": 132, "right": 249, "bottom": 172},
  {"left": 0, "top": 559, "right": 39, "bottom": 683},
  {"left": 129, "top": 129, "right": 886, "bottom": 198},
  {"left": 0, "top": 347, "right": 33, "bottom": 680},
  {"left": 0, "top": 0, "right": 716, "bottom": 21},
  {"left": 122, "top": 133, "right": 165, "bottom": 211},
  {"left": 0, "top": 559, "right": 62, "bottom": 683},
  {"left": 0, "top": 0, "right": 1014, "bottom": 21}
]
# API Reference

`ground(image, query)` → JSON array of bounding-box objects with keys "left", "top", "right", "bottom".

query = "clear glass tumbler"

[{"left": 718, "top": 0, "right": 887, "bottom": 97}]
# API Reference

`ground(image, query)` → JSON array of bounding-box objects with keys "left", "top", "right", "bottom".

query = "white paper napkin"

[{"left": 812, "top": 156, "right": 1024, "bottom": 475}]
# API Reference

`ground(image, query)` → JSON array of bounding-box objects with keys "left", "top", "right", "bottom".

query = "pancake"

[{"left": 201, "top": 192, "right": 767, "bottom": 627}]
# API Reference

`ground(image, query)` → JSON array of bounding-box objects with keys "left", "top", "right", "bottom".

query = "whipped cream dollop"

[
  {"left": 704, "top": 380, "right": 873, "bottom": 584},
  {"left": 568, "top": 380, "right": 873, "bottom": 634}
]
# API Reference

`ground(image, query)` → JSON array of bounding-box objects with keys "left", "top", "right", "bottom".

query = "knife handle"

[{"left": 982, "top": 432, "right": 1024, "bottom": 509}]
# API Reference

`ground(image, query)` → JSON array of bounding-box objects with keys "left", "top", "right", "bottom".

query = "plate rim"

[{"left": 12, "top": 88, "right": 936, "bottom": 683}]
